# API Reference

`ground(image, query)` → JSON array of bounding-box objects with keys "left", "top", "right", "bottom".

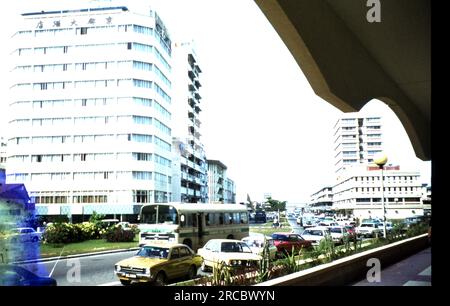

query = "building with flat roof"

[
  {"left": 171, "top": 41, "right": 208, "bottom": 203},
  {"left": 332, "top": 164, "right": 424, "bottom": 219},
  {"left": 333, "top": 114, "right": 382, "bottom": 175},
  {"left": 6, "top": 2, "right": 173, "bottom": 221},
  {"left": 207, "top": 159, "right": 235, "bottom": 203}
]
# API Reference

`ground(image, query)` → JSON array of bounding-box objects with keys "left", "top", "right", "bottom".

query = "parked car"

[
  {"left": 355, "top": 222, "right": 383, "bottom": 238},
  {"left": 242, "top": 234, "right": 278, "bottom": 260},
  {"left": 377, "top": 222, "right": 393, "bottom": 232},
  {"left": 114, "top": 242, "right": 202, "bottom": 285},
  {"left": 301, "top": 227, "right": 331, "bottom": 245},
  {"left": 403, "top": 216, "right": 428, "bottom": 229},
  {"left": 254, "top": 211, "right": 267, "bottom": 223},
  {"left": 7, "top": 228, "right": 42, "bottom": 243},
  {"left": 0, "top": 265, "right": 57, "bottom": 286},
  {"left": 197, "top": 239, "right": 262, "bottom": 272},
  {"left": 271, "top": 232, "right": 312, "bottom": 255},
  {"left": 344, "top": 225, "right": 357, "bottom": 241},
  {"left": 328, "top": 226, "right": 349, "bottom": 244},
  {"left": 318, "top": 221, "right": 339, "bottom": 227}
]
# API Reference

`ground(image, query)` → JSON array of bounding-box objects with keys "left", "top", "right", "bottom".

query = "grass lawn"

[
  {"left": 250, "top": 219, "right": 292, "bottom": 236},
  {"left": 40, "top": 237, "right": 139, "bottom": 258}
]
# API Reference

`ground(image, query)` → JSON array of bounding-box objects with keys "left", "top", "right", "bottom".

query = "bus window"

[
  {"left": 240, "top": 212, "right": 248, "bottom": 224},
  {"left": 192, "top": 213, "right": 197, "bottom": 227},
  {"left": 205, "top": 213, "right": 211, "bottom": 226},
  {"left": 219, "top": 213, "right": 224, "bottom": 225},
  {"left": 224, "top": 213, "right": 233, "bottom": 224},
  {"left": 233, "top": 213, "right": 240, "bottom": 224}
]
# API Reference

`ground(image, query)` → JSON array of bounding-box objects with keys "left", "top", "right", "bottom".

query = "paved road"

[
  {"left": 287, "top": 217, "right": 304, "bottom": 234},
  {"left": 353, "top": 247, "right": 431, "bottom": 286},
  {"left": 19, "top": 250, "right": 136, "bottom": 286},
  {"left": 19, "top": 249, "right": 206, "bottom": 286}
]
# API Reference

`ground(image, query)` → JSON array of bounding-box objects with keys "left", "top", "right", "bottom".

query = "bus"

[{"left": 138, "top": 203, "right": 249, "bottom": 250}]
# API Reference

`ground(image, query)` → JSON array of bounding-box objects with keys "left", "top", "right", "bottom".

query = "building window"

[{"left": 81, "top": 27, "right": 88, "bottom": 35}]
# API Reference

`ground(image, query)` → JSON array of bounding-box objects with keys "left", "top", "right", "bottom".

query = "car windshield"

[
  {"left": 272, "top": 234, "right": 288, "bottom": 241},
  {"left": 329, "top": 228, "right": 343, "bottom": 233},
  {"left": 136, "top": 246, "right": 170, "bottom": 259},
  {"left": 221, "top": 242, "right": 252, "bottom": 253},
  {"left": 141, "top": 205, "right": 179, "bottom": 225},
  {"left": 361, "top": 224, "right": 375, "bottom": 227}
]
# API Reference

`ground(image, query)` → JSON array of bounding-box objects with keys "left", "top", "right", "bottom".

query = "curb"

[{"left": 12, "top": 247, "right": 140, "bottom": 265}]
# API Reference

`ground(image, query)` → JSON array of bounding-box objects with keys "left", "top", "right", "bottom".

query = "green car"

[{"left": 114, "top": 242, "right": 202, "bottom": 286}]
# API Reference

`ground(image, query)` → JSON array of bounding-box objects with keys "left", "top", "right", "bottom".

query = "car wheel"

[
  {"left": 187, "top": 265, "right": 197, "bottom": 280},
  {"left": 32, "top": 236, "right": 39, "bottom": 243},
  {"left": 120, "top": 279, "right": 131, "bottom": 286},
  {"left": 154, "top": 272, "right": 167, "bottom": 286}
]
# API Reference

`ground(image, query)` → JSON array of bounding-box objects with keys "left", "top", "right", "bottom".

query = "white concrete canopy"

[{"left": 255, "top": 0, "right": 430, "bottom": 160}]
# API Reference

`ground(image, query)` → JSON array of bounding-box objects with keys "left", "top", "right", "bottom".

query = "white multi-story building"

[
  {"left": 332, "top": 164, "right": 424, "bottom": 219},
  {"left": 171, "top": 41, "right": 208, "bottom": 203},
  {"left": 310, "top": 187, "right": 333, "bottom": 209},
  {"left": 224, "top": 178, "right": 236, "bottom": 204},
  {"left": 333, "top": 114, "right": 383, "bottom": 175},
  {"left": 207, "top": 159, "right": 235, "bottom": 203},
  {"left": 6, "top": 2, "right": 173, "bottom": 221}
]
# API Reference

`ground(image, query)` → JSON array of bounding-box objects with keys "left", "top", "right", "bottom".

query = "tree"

[{"left": 265, "top": 197, "right": 287, "bottom": 212}]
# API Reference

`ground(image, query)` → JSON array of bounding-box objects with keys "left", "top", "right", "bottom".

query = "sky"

[{"left": 0, "top": 0, "right": 431, "bottom": 204}]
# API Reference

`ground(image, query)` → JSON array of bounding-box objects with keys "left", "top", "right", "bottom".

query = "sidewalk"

[{"left": 353, "top": 247, "right": 431, "bottom": 286}]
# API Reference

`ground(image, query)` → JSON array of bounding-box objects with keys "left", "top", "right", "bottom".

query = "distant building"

[
  {"left": 333, "top": 114, "right": 382, "bottom": 175},
  {"left": 171, "top": 41, "right": 208, "bottom": 203},
  {"left": 310, "top": 187, "right": 333, "bottom": 210},
  {"left": 207, "top": 160, "right": 235, "bottom": 203},
  {"left": 332, "top": 164, "right": 424, "bottom": 219},
  {"left": 224, "top": 178, "right": 236, "bottom": 204}
]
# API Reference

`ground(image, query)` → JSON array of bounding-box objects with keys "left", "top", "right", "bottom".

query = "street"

[{"left": 19, "top": 250, "right": 136, "bottom": 286}]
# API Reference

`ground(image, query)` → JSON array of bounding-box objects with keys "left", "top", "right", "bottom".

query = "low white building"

[
  {"left": 332, "top": 164, "right": 425, "bottom": 219},
  {"left": 310, "top": 187, "right": 333, "bottom": 210}
]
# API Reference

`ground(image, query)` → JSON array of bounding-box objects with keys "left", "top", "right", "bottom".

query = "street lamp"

[{"left": 374, "top": 153, "right": 388, "bottom": 239}]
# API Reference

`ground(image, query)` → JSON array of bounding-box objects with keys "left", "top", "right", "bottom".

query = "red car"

[
  {"left": 271, "top": 232, "right": 312, "bottom": 256},
  {"left": 344, "top": 225, "right": 357, "bottom": 241}
]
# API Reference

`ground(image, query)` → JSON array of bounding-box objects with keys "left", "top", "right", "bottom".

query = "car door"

[
  {"left": 288, "top": 234, "right": 300, "bottom": 252},
  {"left": 178, "top": 247, "right": 193, "bottom": 276},
  {"left": 167, "top": 247, "right": 182, "bottom": 280},
  {"left": 201, "top": 241, "right": 217, "bottom": 267}
]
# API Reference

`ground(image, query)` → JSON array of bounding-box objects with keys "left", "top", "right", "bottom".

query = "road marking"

[
  {"left": 98, "top": 281, "right": 121, "bottom": 286},
  {"left": 419, "top": 266, "right": 431, "bottom": 276},
  {"left": 403, "top": 280, "right": 431, "bottom": 286},
  {"left": 49, "top": 246, "right": 65, "bottom": 277}
]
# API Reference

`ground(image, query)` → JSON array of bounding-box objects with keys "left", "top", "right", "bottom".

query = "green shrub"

[
  {"left": 104, "top": 226, "right": 135, "bottom": 242},
  {"left": 43, "top": 223, "right": 75, "bottom": 244},
  {"left": 43, "top": 222, "right": 106, "bottom": 244}
]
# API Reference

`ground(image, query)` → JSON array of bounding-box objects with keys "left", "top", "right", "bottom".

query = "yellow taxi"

[{"left": 114, "top": 242, "right": 202, "bottom": 285}]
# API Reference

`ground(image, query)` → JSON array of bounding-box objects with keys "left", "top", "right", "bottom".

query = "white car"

[
  {"left": 355, "top": 222, "right": 383, "bottom": 238},
  {"left": 301, "top": 227, "right": 330, "bottom": 245},
  {"left": 197, "top": 239, "right": 262, "bottom": 272},
  {"left": 328, "top": 226, "right": 349, "bottom": 244},
  {"left": 377, "top": 222, "right": 394, "bottom": 232},
  {"left": 8, "top": 228, "right": 42, "bottom": 243},
  {"left": 242, "top": 234, "right": 278, "bottom": 260}
]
